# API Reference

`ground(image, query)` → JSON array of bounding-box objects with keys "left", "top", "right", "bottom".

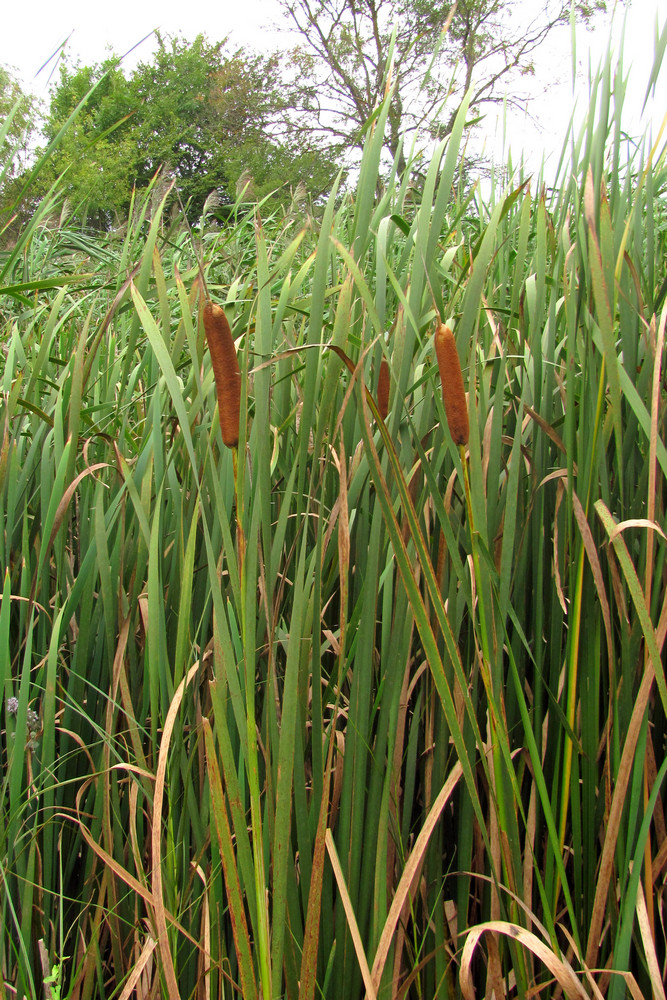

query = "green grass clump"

[{"left": 1, "top": 23, "right": 667, "bottom": 1000}]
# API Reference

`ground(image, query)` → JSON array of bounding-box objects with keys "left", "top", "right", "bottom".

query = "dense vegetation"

[{"left": 1, "top": 11, "right": 667, "bottom": 1000}]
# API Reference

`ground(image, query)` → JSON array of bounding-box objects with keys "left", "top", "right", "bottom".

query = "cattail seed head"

[
  {"left": 434, "top": 324, "right": 468, "bottom": 446},
  {"left": 377, "top": 356, "right": 390, "bottom": 421},
  {"left": 203, "top": 301, "right": 241, "bottom": 449}
]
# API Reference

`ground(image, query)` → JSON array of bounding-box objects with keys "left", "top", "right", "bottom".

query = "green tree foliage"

[
  {"left": 0, "top": 67, "right": 36, "bottom": 170},
  {"left": 39, "top": 59, "right": 137, "bottom": 227},
  {"left": 0, "top": 66, "right": 38, "bottom": 232},
  {"left": 277, "top": 0, "right": 612, "bottom": 167},
  {"left": 38, "top": 34, "right": 338, "bottom": 227}
]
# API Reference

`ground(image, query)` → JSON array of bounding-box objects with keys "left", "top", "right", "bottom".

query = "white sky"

[
  {"left": 1, "top": 0, "right": 664, "bottom": 176},
  {"left": 0, "top": 0, "right": 288, "bottom": 87},
  {"left": 491, "top": 0, "right": 666, "bottom": 177}
]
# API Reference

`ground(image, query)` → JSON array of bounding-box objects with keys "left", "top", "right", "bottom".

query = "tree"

[
  {"left": 38, "top": 34, "right": 339, "bottom": 228},
  {"left": 1, "top": 66, "right": 37, "bottom": 168},
  {"left": 38, "top": 59, "right": 138, "bottom": 227},
  {"left": 276, "top": 0, "right": 612, "bottom": 169},
  {"left": 130, "top": 35, "right": 338, "bottom": 209},
  {"left": 0, "top": 66, "right": 38, "bottom": 227}
]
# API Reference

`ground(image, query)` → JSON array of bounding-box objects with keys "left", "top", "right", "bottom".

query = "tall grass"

[{"left": 1, "top": 23, "right": 667, "bottom": 1000}]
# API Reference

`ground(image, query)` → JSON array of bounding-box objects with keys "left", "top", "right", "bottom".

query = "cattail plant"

[
  {"left": 377, "top": 356, "right": 390, "bottom": 420},
  {"left": 202, "top": 298, "right": 246, "bottom": 579},
  {"left": 434, "top": 323, "right": 469, "bottom": 446},
  {"left": 203, "top": 301, "right": 241, "bottom": 449},
  {"left": 434, "top": 318, "right": 514, "bottom": 890}
]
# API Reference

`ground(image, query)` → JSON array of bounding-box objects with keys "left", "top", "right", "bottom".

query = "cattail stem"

[
  {"left": 233, "top": 445, "right": 246, "bottom": 583},
  {"left": 434, "top": 324, "right": 469, "bottom": 446}
]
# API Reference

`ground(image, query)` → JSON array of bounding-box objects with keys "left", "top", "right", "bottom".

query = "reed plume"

[
  {"left": 203, "top": 301, "right": 241, "bottom": 449},
  {"left": 434, "top": 324, "right": 468, "bottom": 446},
  {"left": 377, "top": 356, "right": 390, "bottom": 420}
]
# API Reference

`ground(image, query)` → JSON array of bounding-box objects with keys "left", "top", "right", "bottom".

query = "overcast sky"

[
  {"left": 1, "top": 0, "right": 288, "bottom": 86},
  {"left": 1, "top": 0, "right": 664, "bottom": 176}
]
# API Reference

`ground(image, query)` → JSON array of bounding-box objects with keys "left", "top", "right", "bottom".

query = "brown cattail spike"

[
  {"left": 377, "top": 356, "right": 390, "bottom": 421},
  {"left": 203, "top": 301, "right": 241, "bottom": 449},
  {"left": 435, "top": 324, "right": 469, "bottom": 446}
]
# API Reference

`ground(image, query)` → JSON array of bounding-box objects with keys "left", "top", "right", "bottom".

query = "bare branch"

[{"left": 275, "top": 0, "right": 617, "bottom": 163}]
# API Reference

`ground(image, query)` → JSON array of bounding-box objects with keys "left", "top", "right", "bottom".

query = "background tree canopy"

[
  {"left": 0, "top": 67, "right": 38, "bottom": 233},
  {"left": 1, "top": 0, "right": 618, "bottom": 229},
  {"left": 277, "top": 0, "right": 612, "bottom": 170},
  {"left": 31, "top": 33, "right": 339, "bottom": 227},
  {"left": 0, "top": 66, "right": 35, "bottom": 169}
]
